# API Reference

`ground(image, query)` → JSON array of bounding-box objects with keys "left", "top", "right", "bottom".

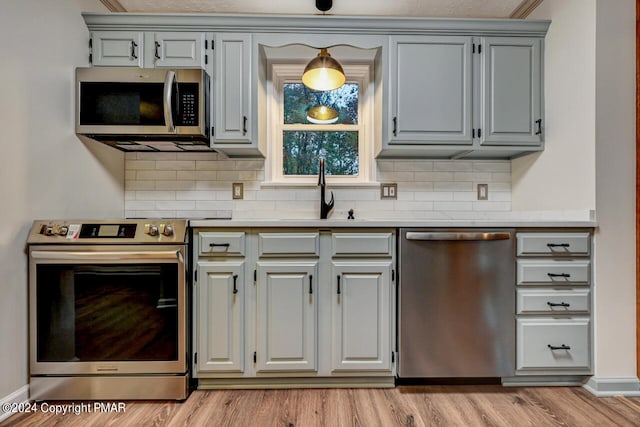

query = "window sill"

[{"left": 261, "top": 181, "right": 382, "bottom": 189}]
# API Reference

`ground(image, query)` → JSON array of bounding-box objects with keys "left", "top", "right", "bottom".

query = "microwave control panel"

[{"left": 178, "top": 83, "right": 198, "bottom": 126}]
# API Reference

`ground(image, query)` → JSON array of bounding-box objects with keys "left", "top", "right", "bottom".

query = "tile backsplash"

[{"left": 124, "top": 152, "right": 511, "bottom": 220}]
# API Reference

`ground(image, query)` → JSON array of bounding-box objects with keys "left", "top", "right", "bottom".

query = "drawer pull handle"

[
  {"left": 547, "top": 243, "right": 570, "bottom": 248},
  {"left": 232, "top": 274, "right": 238, "bottom": 294},
  {"left": 209, "top": 243, "right": 231, "bottom": 248},
  {"left": 547, "top": 301, "right": 570, "bottom": 308},
  {"left": 548, "top": 344, "right": 571, "bottom": 351},
  {"left": 547, "top": 273, "right": 571, "bottom": 278}
]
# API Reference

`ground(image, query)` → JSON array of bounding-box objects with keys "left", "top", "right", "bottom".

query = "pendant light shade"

[
  {"left": 302, "top": 48, "right": 345, "bottom": 91},
  {"left": 306, "top": 105, "right": 339, "bottom": 124}
]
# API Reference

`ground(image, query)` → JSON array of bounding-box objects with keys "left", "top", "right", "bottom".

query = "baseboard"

[
  {"left": 0, "top": 385, "right": 30, "bottom": 423},
  {"left": 583, "top": 377, "right": 640, "bottom": 397}
]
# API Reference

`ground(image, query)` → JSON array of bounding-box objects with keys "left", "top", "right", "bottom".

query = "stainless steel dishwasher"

[{"left": 398, "top": 229, "right": 515, "bottom": 379}]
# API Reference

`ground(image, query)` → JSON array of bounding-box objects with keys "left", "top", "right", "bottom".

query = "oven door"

[{"left": 29, "top": 245, "right": 186, "bottom": 376}]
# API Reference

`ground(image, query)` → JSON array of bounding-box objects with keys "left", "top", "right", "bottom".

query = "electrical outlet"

[
  {"left": 232, "top": 183, "right": 243, "bottom": 200},
  {"left": 477, "top": 184, "right": 488, "bottom": 200},
  {"left": 380, "top": 183, "right": 397, "bottom": 200}
]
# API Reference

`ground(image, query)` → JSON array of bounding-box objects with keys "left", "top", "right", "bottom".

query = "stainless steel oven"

[{"left": 27, "top": 219, "right": 189, "bottom": 400}]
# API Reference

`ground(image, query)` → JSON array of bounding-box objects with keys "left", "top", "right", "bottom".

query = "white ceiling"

[{"left": 113, "top": 0, "right": 535, "bottom": 19}]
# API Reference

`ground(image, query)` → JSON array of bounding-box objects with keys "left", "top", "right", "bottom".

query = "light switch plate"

[
  {"left": 380, "top": 183, "right": 397, "bottom": 200},
  {"left": 232, "top": 183, "right": 244, "bottom": 200},
  {"left": 477, "top": 183, "right": 488, "bottom": 200}
]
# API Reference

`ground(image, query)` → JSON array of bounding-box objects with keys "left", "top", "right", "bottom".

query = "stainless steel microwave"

[{"left": 75, "top": 67, "right": 211, "bottom": 151}]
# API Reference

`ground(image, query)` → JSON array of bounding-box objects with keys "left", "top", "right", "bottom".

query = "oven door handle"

[{"left": 30, "top": 250, "right": 184, "bottom": 262}]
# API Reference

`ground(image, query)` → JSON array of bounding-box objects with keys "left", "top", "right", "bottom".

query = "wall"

[
  {"left": 0, "top": 0, "right": 123, "bottom": 403},
  {"left": 591, "top": 0, "right": 637, "bottom": 390},
  {"left": 124, "top": 153, "right": 512, "bottom": 220},
  {"left": 512, "top": 0, "right": 597, "bottom": 211},
  {"left": 522, "top": 0, "right": 637, "bottom": 393}
]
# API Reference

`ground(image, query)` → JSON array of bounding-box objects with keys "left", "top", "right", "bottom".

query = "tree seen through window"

[{"left": 282, "top": 83, "right": 359, "bottom": 176}]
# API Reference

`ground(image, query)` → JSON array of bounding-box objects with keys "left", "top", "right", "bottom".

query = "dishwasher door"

[{"left": 398, "top": 229, "right": 515, "bottom": 378}]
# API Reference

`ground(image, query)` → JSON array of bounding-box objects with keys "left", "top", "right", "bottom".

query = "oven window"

[{"left": 36, "top": 264, "right": 178, "bottom": 362}]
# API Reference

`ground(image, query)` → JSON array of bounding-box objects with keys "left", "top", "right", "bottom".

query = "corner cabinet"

[
  {"left": 383, "top": 35, "right": 544, "bottom": 159},
  {"left": 192, "top": 228, "right": 396, "bottom": 388}
]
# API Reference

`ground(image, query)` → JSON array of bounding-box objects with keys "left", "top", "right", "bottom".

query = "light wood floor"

[{"left": 2, "top": 386, "right": 640, "bottom": 426}]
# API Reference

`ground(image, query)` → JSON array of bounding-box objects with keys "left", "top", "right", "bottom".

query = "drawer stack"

[{"left": 515, "top": 231, "right": 593, "bottom": 375}]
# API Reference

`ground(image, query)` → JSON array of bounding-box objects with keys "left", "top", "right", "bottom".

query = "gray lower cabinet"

[
  {"left": 193, "top": 228, "right": 395, "bottom": 387},
  {"left": 256, "top": 260, "right": 318, "bottom": 373},
  {"left": 383, "top": 35, "right": 543, "bottom": 159},
  {"left": 514, "top": 231, "right": 593, "bottom": 376},
  {"left": 196, "top": 260, "right": 245, "bottom": 373},
  {"left": 331, "top": 261, "right": 393, "bottom": 372}
]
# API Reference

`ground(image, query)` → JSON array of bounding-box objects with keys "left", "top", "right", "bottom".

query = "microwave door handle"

[{"left": 163, "top": 70, "right": 177, "bottom": 133}]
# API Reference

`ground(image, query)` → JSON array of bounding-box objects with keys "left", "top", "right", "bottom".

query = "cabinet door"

[
  {"left": 332, "top": 261, "right": 392, "bottom": 371},
  {"left": 150, "top": 32, "right": 207, "bottom": 69},
  {"left": 91, "top": 31, "right": 143, "bottom": 67},
  {"left": 196, "top": 261, "right": 244, "bottom": 373},
  {"left": 389, "top": 36, "right": 473, "bottom": 145},
  {"left": 213, "top": 33, "right": 252, "bottom": 144},
  {"left": 256, "top": 261, "right": 317, "bottom": 372},
  {"left": 480, "top": 37, "right": 543, "bottom": 146}
]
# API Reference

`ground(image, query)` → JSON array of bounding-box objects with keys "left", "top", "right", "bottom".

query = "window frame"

[{"left": 265, "top": 62, "right": 375, "bottom": 186}]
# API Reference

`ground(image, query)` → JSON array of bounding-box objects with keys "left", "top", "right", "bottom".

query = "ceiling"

[{"left": 105, "top": 0, "right": 541, "bottom": 19}]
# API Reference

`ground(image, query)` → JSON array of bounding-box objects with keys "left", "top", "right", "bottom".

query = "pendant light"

[
  {"left": 302, "top": 48, "right": 346, "bottom": 91},
  {"left": 306, "top": 105, "right": 339, "bottom": 124}
]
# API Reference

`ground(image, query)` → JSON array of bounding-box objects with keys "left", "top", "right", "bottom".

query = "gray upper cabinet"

[
  {"left": 90, "top": 31, "right": 210, "bottom": 69},
  {"left": 212, "top": 33, "right": 262, "bottom": 157},
  {"left": 382, "top": 34, "right": 544, "bottom": 159},
  {"left": 83, "top": 14, "right": 549, "bottom": 160},
  {"left": 90, "top": 31, "right": 144, "bottom": 67},
  {"left": 389, "top": 36, "right": 473, "bottom": 146},
  {"left": 147, "top": 32, "right": 208, "bottom": 69},
  {"left": 480, "top": 37, "right": 543, "bottom": 147}
]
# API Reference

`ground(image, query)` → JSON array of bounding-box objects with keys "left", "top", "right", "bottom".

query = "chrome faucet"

[{"left": 318, "top": 158, "right": 334, "bottom": 219}]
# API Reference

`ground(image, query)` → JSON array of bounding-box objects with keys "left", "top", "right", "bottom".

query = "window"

[{"left": 266, "top": 63, "right": 374, "bottom": 185}]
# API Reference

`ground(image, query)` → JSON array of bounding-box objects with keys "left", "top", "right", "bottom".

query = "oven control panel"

[{"left": 27, "top": 220, "right": 187, "bottom": 244}]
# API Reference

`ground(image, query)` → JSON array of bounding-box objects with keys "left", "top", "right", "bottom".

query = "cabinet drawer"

[
  {"left": 199, "top": 232, "right": 245, "bottom": 256},
  {"left": 332, "top": 233, "right": 394, "bottom": 257},
  {"left": 517, "top": 318, "right": 590, "bottom": 371},
  {"left": 517, "top": 289, "right": 590, "bottom": 314},
  {"left": 517, "top": 232, "right": 590, "bottom": 256},
  {"left": 258, "top": 233, "right": 319, "bottom": 257},
  {"left": 517, "top": 260, "right": 590, "bottom": 285}
]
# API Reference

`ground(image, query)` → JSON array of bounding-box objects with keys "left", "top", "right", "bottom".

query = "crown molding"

[
  {"left": 100, "top": 0, "right": 127, "bottom": 12},
  {"left": 510, "top": 0, "right": 544, "bottom": 19},
  {"left": 82, "top": 13, "right": 550, "bottom": 37}
]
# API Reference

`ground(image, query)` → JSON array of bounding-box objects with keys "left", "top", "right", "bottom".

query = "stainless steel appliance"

[
  {"left": 76, "top": 67, "right": 211, "bottom": 151},
  {"left": 28, "top": 219, "right": 189, "bottom": 400},
  {"left": 398, "top": 229, "right": 515, "bottom": 379}
]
